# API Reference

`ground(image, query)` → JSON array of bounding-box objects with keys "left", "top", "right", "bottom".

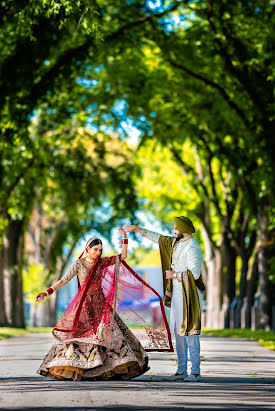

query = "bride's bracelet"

[
  {"left": 119, "top": 238, "right": 128, "bottom": 248},
  {"left": 45, "top": 287, "right": 55, "bottom": 297}
]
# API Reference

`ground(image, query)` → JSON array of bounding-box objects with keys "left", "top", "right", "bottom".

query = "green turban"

[{"left": 174, "top": 216, "right": 195, "bottom": 234}]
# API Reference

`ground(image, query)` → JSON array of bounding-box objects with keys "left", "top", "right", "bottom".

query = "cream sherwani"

[
  {"left": 170, "top": 236, "right": 203, "bottom": 335},
  {"left": 142, "top": 230, "right": 203, "bottom": 333},
  {"left": 142, "top": 230, "right": 203, "bottom": 376}
]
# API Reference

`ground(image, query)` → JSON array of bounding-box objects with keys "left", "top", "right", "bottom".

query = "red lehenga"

[{"left": 37, "top": 255, "right": 173, "bottom": 381}]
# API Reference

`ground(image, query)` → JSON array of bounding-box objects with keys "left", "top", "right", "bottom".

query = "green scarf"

[{"left": 158, "top": 235, "right": 205, "bottom": 335}]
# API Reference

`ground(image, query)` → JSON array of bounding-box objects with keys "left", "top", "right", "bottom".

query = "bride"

[{"left": 35, "top": 226, "right": 173, "bottom": 381}]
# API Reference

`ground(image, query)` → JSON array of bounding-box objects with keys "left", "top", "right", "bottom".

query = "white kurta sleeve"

[
  {"left": 142, "top": 229, "right": 161, "bottom": 244},
  {"left": 61, "top": 260, "right": 79, "bottom": 285},
  {"left": 186, "top": 244, "right": 203, "bottom": 280}
]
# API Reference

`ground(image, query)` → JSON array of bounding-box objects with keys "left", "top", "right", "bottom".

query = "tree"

[
  {"left": 78, "top": 0, "right": 274, "bottom": 328},
  {"left": 1, "top": 1, "right": 274, "bottom": 329},
  {"left": 0, "top": 0, "right": 181, "bottom": 327}
]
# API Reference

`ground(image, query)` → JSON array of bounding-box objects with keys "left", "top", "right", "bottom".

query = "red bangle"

[
  {"left": 122, "top": 238, "right": 128, "bottom": 244},
  {"left": 46, "top": 287, "right": 54, "bottom": 296}
]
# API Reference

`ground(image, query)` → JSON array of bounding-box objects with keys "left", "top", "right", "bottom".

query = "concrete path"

[{"left": 0, "top": 333, "right": 274, "bottom": 410}]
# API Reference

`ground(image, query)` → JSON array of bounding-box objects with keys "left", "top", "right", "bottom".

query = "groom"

[{"left": 123, "top": 216, "right": 205, "bottom": 382}]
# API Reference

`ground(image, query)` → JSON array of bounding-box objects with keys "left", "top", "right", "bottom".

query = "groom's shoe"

[
  {"left": 164, "top": 373, "right": 188, "bottom": 381},
  {"left": 184, "top": 374, "right": 202, "bottom": 382}
]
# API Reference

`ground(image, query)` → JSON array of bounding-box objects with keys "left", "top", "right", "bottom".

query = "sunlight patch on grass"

[
  {"left": 0, "top": 326, "right": 52, "bottom": 340},
  {"left": 0, "top": 328, "right": 28, "bottom": 340},
  {"left": 27, "top": 327, "right": 53, "bottom": 333},
  {"left": 202, "top": 328, "right": 275, "bottom": 351}
]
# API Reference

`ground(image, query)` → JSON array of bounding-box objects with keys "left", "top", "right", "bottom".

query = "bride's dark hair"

[{"left": 87, "top": 238, "right": 102, "bottom": 248}]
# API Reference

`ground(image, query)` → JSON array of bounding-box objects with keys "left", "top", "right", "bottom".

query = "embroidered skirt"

[{"left": 37, "top": 314, "right": 149, "bottom": 381}]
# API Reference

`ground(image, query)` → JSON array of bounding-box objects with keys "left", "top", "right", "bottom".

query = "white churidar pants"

[
  {"left": 175, "top": 333, "right": 200, "bottom": 375},
  {"left": 170, "top": 278, "right": 202, "bottom": 376}
]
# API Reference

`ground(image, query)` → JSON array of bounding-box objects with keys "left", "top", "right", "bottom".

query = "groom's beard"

[{"left": 175, "top": 233, "right": 184, "bottom": 242}]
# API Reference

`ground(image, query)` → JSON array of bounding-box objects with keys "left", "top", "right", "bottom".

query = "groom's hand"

[
  {"left": 122, "top": 224, "right": 136, "bottom": 233},
  {"left": 118, "top": 226, "right": 127, "bottom": 238},
  {"left": 165, "top": 270, "right": 175, "bottom": 279}
]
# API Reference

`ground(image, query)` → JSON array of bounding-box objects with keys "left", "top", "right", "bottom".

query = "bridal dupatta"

[{"left": 53, "top": 255, "right": 173, "bottom": 352}]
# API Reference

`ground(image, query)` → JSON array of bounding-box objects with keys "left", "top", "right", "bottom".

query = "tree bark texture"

[
  {"left": 257, "top": 204, "right": 272, "bottom": 330},
  {"left": 0, "top": 238, "right": 7, "bottom": 325},
  {"left": 201, "top": 223, "right": 223, "bottom": 328},
  {"left": 4, "top": 217, "right": 25, "bottom": 327},
  {"left": 221, "top": 233, "right": 237, "bottom": 328},
  {"left": 245, "top": 252, "right": 259, "bottom": 329}
]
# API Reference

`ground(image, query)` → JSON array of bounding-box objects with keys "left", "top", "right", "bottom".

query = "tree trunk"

[
  {"left": 48, "top": 291, "right": 57, "bottom": 326},
  {"left": 245, "top": 251, "right": 259, "bottom": 328},
  {"left": 237, "top": 248, "right": 250, "bottom": 328},
  {"left": 221, "top": 234, "right": 237, "bottom": 328},
  {"left": 28, "top": 233, "right": 78, "bottom": 327},
  {"left": 0, "top": 236, "right": 7, "bottom": 325},
  {"left": 257, "top": 204, "right": 272, "bottom": 330},
  {"left": 4, "top": 217, "right": 25, "bottom": 327},
  {"left": 201, "top": 224, "right": 222, "bottom": 328},
  {"left": 238, "top": 228, "right": 257, "bottom": 328},
  {"left": 239, "top": 249, "right": 249, "bottom": 305}
]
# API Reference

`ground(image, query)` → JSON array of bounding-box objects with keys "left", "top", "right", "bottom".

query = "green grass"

[
  {"left": 0, "top": 327, "right": 29, "bottom": 340},
  {"left": 27, "top": 327, "right": 52, "bottom": 333},
  {"left": 1, "top": 326, "right": 274, "bottom": 352},
  {"left": 0, "top": 326, "right": 52, "bottom": 340},
  {"left": 202, "top": 328, "right": 275, "bottom": 351}
]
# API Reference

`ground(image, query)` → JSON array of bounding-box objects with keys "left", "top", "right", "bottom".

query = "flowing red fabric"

[{"left": 53, "top": 255, "right": 173, "bottom": 352}]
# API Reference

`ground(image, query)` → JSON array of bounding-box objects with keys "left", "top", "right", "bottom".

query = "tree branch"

[
  {"left": 197, "top": 133, "right": 223, "bottom": 217},
  {"left": 44, "top": 217, "right": 67, "bottom": 269},
  {"left": 29, "top": 2, "right": 182, "bottom": 104},
  {"left": 53, "top": 238, "right": 79, "bottom": 283},
  {"left": 207, "top": 2, "right": 272, "bottom": 109},
  {"left": 165, "top": 57, "right": 251, "bottom": 130},
  {"left": 200, "top": 201, "right": 218, "bottom": 250},
  {"left": 170, "top": 146, "right": 223, "bottom": 219},
  {"left": 0, "top": 157, "right": 35, "bottom": 211},
  {"left": 109, "top": 2, "right": 182, "bottom": 39}
]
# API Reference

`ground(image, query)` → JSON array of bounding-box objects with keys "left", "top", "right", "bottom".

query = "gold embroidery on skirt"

[{"left": 49, "top": 366, "right": 84, "bottom": 381}]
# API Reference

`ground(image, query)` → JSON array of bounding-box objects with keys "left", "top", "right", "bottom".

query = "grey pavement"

[{"left": 0, "top": 333, "right": 274, "bottom": 410}]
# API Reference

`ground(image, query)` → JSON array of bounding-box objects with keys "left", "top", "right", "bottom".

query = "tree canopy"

[{"left": 1, "top": 0, "right": 274, "bottom": 329}]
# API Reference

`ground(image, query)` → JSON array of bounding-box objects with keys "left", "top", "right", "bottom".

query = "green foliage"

[
  {"left": 134, "top": 140, "right": 214, "bottom": 248},
  {"left": 23, "top": 264, "right": 49, "bottom": 303},
  {"left": 0, "top": 327, "right": 28, "bottom": 339},
  {"left": 1, "top": 0, "right": 274, "bottom": 323},
  {"left": 126, "top": 247, "right": 161, "bottom": 267},
  {"left": 27, "top": 327, "right": 53, "bottom": 333},
  {"left": 0, "top": 326, "right": 52, "bottom": 339}
]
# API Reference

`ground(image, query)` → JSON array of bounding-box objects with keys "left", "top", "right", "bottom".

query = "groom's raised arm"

[{"left": 123, "top": 224, "right": 161, "bottom": 244}]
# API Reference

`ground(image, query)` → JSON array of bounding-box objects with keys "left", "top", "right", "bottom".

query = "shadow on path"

[
  {"left": 0, "top": 375, "right": 274, "bottom": 392},
  {"left": 0, "top": 405, "right": 273, "bottom": 411}
]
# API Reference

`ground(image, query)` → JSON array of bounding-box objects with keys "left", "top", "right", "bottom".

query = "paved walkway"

[{"left": 0, "top": 333, "right": 274, "bottom": 410}]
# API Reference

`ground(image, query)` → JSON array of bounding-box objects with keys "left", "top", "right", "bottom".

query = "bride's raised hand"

[{"left": 118, "top": 226, "right": 127, "bottom": 238}]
